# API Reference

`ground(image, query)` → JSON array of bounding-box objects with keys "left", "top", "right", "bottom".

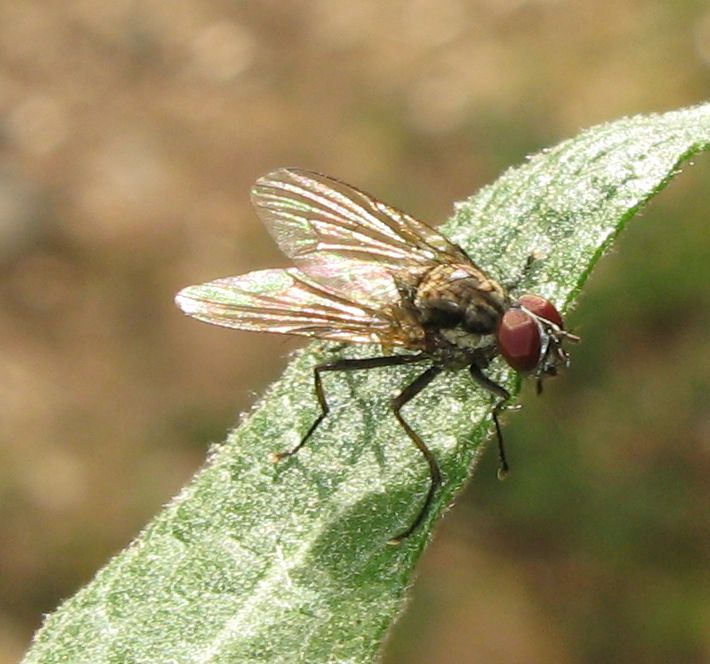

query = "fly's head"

[{"left": 496, "top": 294, "right": 580, "bottom": 392}]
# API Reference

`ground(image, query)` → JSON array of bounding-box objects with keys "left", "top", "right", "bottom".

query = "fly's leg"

[
  {"left": 469, "top": 365, "right": 512, "bottom": 480},
  {"left": 504, "top": 251, "right": 544, "bottom": 291},
  {"left": 272, "top": 353, "right": 428, "bottom": 462},
  {"left": 388, "top": 364, "right": 445, "bottom": 545}
]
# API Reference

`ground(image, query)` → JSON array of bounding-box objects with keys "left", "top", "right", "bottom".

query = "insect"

[{"left": 176, "top": 168, "right": 579, "bottom": 543}]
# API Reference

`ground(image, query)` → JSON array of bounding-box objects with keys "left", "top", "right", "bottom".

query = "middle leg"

[
  {"left": 273, "top": 352, "right": 429, "bottom": 461},
  {"left": 389, "top": 364, "right": 445, "bottom": 544}
]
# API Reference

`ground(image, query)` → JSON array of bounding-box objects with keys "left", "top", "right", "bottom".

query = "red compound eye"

[
  {"left": 497, "top": 295, "right": 565, "bottom": 372},
  {"left": 518, "top": 294, "right": 563, "bottom": 328},
  {"left": 496, "top": 308, "right": 541, "bottom": 372}
]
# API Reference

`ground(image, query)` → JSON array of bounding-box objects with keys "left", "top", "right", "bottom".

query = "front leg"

[
  {"left": 468, "top": 364, "right": 512, "bottom": 479},
  {"left": 503, "top": 251, "right": 543, "bottom": 291}
]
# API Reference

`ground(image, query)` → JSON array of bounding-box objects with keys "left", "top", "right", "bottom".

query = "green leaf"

[{"left": 23, "top": 104, "right": 710, "bottom": 664}]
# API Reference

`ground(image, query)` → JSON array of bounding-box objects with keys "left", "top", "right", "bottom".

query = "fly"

[{"left": 175, "top": 168, "right": 579, "bottom": 543}]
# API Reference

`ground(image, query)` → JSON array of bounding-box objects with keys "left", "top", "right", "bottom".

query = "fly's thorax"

[
  {"left": 438, "top": 328, "right": 496, "bottom": 356},
  {"left": 426, "top": 327, "right": 498, "bottom": 370},
  {"left": 414, "top": 263, "right": 509, "bottom": 335}
]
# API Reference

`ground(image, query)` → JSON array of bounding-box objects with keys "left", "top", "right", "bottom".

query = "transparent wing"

[
  {"left": 250, "top": 168, "right": 471, "bottom": 306},
  {"left": 175, "top": 268, "right": 417, "bottom": 345}
]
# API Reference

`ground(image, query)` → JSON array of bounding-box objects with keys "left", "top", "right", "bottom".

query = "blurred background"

[{"left": 1, "top": 1, "right": 709, "bottom": 662}]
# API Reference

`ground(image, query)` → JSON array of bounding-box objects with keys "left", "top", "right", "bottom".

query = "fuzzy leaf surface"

[{"left": 23, "top": 104, "right": 710, "bottom": 664}]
